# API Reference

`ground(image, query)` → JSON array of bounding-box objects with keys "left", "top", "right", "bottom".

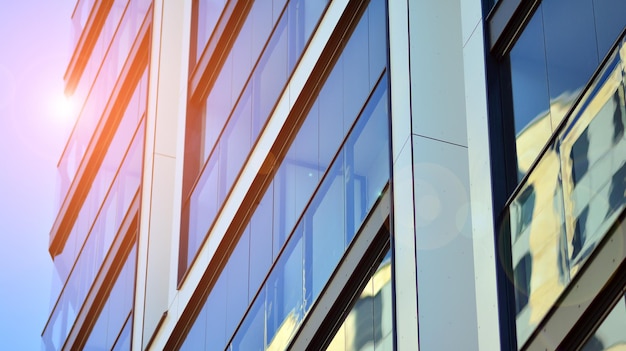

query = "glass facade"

[
  {"left": 501, "top": 1, "right": 626, "bottom": 346},
  {"left": 44, "top": 0, "right": 150, "bottom": 349},
  {"left": 84, "top": 245, "right": 137, "bottom": 351},
  {"left": 180, "top": 0, "right": 330, "bottom": 275},
  {"left": 178, "top": 0, "right": 391, "bottom": 349},
  {"left": 508, "top": 0, "right": 626, "bottom": 181},
  {"left": 57, "top": 0, "right": 151, "bottom": 209},
  {"left": 326, "top": 251, "right": 393, "bottom": 351}
]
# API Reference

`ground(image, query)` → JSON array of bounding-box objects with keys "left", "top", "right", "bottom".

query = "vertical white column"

[
  {"left": 133, "top": 0, "right": 191, "bottom": 349},
  {"left": 461, "top": 0, "right": 502, "bottom": 349},
  {"left": 399, "top": 0, "right": 499, "bottom": 349},
  {"left": 388, "top": 1, "right": 420, "bottom": 350}
]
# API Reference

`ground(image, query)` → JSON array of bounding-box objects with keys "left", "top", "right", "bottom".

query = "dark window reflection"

[
  {"left": 514, "top": 253, "right": 532, "bottom": 315},
  {"left": 509, "top": 6, "right": 551, "bottom": 180},
  {"left": 543, "top": 0, "right": 599, "bottom": 125},
  {"left": 592, "top": 0, "right": 626, "bottom": 58}
]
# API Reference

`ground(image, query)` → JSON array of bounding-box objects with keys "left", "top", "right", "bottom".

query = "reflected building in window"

[{"left": 43, "top": 0, "right": 626, "bottom": 350}]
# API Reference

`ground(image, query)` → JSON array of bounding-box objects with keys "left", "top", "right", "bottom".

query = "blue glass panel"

[
  {"left": 542, "top": 0, "right": 599, "bottom": 125},
  {"left": 305, "top": 150, "right": 345, "bottom": 304},
  {"left": 111, "top": 314, "right": 132, "bottom": 351},
  {"left": 188, "top": 156, "right": 219, "bottom": 267},
  {"left": 204, "top": 56, "right": 233, "bottom": 161},
  {"left": 348, "top": 77, "right": 389, "bottom": 239},
  {"left": 219, "top": 88, "right": 252, "bottom": 203},
  {"left": 231, "top": 19, "right": 253, "bottom": 99},
  {"left": 509, "top": 6, "right": 552, "bottom": 181},
  {"left": 226, "top": 227, "right": 251, "bottom": 336},
  {"left": 251, "top": 0, "right": 273, "bottom": 64},
  {"left": 592, "top": 0, "right": 626, "bottom": 58},
  {"left": 342, "top": 7, "right": 370, "bottom": 133},
  {"left": 293, "top": 105, "right": 321, "bottom": 211},
  {"left": 253, "top": 14, "right": 288, "bottom": 125},
  {"left": 205, "top": 273, "right": 227, "bottom": 349},
  {"left": 266, "top": 226, "right": 303, "bottom": 350},
  {"left": 368, "top": 0, "right": 386, "bottom": 89},
  {"left": 231, "top": 289, "right": 265, "bottom": 351},
  {"left": 272, "top": 165, "right": 293, "bottom": 259},
  {"left": 196, "top": 0, "right": 227, "bottom": 62},
  {"left": 180, "top": 302, "right": 207, "bottom": 350},
  {"left": 318, "top": 57, "right": 344, "bottom": 169},
  {"left": 249, "top": 184, "right": 273, "bottom": 299},
  {"left": 84, "top": 246, "right": 137, "bottom": 350}
]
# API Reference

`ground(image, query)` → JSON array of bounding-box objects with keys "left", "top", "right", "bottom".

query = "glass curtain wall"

[
  {"left": 180, "top": 0, "right": 329, "bottom": 277},
  {"left": 43, "top": 66, "right": 148, "bottom": 351},
  {"left": 503, "top": 7, "right": 626, "bottom": 346},
  {"left": 507, "top": 0, "right": 626, "bottom": 181},
  {"left": 178, "top": 0, "right": 390, "bottom": 349},
  {"left": 326, "top": 251, "right": 393, "bottom": 351}
]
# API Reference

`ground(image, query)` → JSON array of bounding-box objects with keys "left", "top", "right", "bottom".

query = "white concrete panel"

[
  {"left": 133, "top": 1, "right": 164, "bottom": 349},
  {"left": 409, "top": 0, "right": 468, "bottom": 147},
  {"left": 462, "top": 22, "right": 502, "bottom": 351},
  {"left": 142, "top": 153, "right": 177, "bottom": 348},
  {"left": 153, "top": 0, "right": 187, "bottom": 158},
  {"left": 389, "top": 1, "right": 420, "bottom": 349},
  {"left": 388, "top": 0, "right": 412, "bottom": 164},
  {"left": 413, "top": 136, "right": 478, "bottom": 350},
  {"left": 391, "top": 142, "right": 420, "bottom": 351},
  {"left": 461, "top": 0, "right": 483, "bottom": 47},
  {"left": 134, "top": 0, "right": 191, "bottom": 349}
]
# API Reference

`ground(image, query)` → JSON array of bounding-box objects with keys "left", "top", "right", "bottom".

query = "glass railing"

[{"left": 504, "top": 34, "right": 626, "bottom": 346}]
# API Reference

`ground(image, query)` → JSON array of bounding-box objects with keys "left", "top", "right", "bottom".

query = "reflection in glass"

[
  {"left": 542, "top": 0, "right": 598, "bottom": 126},
  {"left": 326, "top": 251, "right": 393, "bottom": 351},
  {"left": 181, "top": 0, "right": 330, "bottom": 276},
  {"left": 179, "top": 1, "right": 389, "bottom": 349},
  {"left": 506, "top": 34, "right": 626, "bottom": 347},
  {"left": 508, "top": 0, "right": 626, "bottom": 182},
  {"left": 509, "top": 5, "right": 551, "bottom": 181}
]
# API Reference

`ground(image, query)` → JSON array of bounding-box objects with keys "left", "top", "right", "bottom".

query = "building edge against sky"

[{"left": 43, "top": 0, "right": 626, "bottom": 350}]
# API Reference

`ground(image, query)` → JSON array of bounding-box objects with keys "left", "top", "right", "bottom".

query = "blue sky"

[{"left": 0, "top": 1, "right": 75, "bottom": 349}]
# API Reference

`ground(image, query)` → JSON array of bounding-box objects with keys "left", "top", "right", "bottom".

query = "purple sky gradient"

[{"left": 0, "top": 1, "right": 75, "bottom": 349}]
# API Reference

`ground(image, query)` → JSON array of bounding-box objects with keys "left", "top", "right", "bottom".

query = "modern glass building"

[{"left": 43, "top": 0, "right": 626, "bottom": 350}]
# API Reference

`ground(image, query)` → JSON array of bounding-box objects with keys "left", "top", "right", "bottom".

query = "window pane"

[
  {"left": 266, "top": 226, "right": 304, "bottom": 350},
  {"left": 219, "top": 89, "right": 252, "bottom": 202},
  {"left": 249, "top": 185, "right": 273, "bottom": 299},
  {"left": 349, "top": 80, "right": 389, "bottom": 239},
  {"left": 232, "top": 289, "right": 265, "bottom": 351},
  {"left": 226, "top": 228, "right": 250, "bottom": 336},
  {"left": 368, "top": 1, "right": 386, "bottom": 89},
  {"left": 318, "top": 59, "right": 344, "bottom": 169},
  {"left": 593, "top": 0, "right": 626, "bottom": 58},
  {"left": 306, "top": 151, "right": 345, "bottom": 304},
  {"left": 205, "top": 274, "right": 227, "bottom": 349},
  {"left": 509, "top": 6, "right": 552, "bottom": 180},
  {"left": 342, "top": 15, "right": 369, "bottom": 133},
  {"left": 542, "top": 0, "right": 599, "bottom": 125},
  {"left": 188, "top": 156, "right": 219, "bottom": 266}
]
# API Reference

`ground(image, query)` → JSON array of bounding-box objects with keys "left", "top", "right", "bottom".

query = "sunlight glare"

[{"left": 50, "top": 92, "right": 76, "bottom": 124}]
